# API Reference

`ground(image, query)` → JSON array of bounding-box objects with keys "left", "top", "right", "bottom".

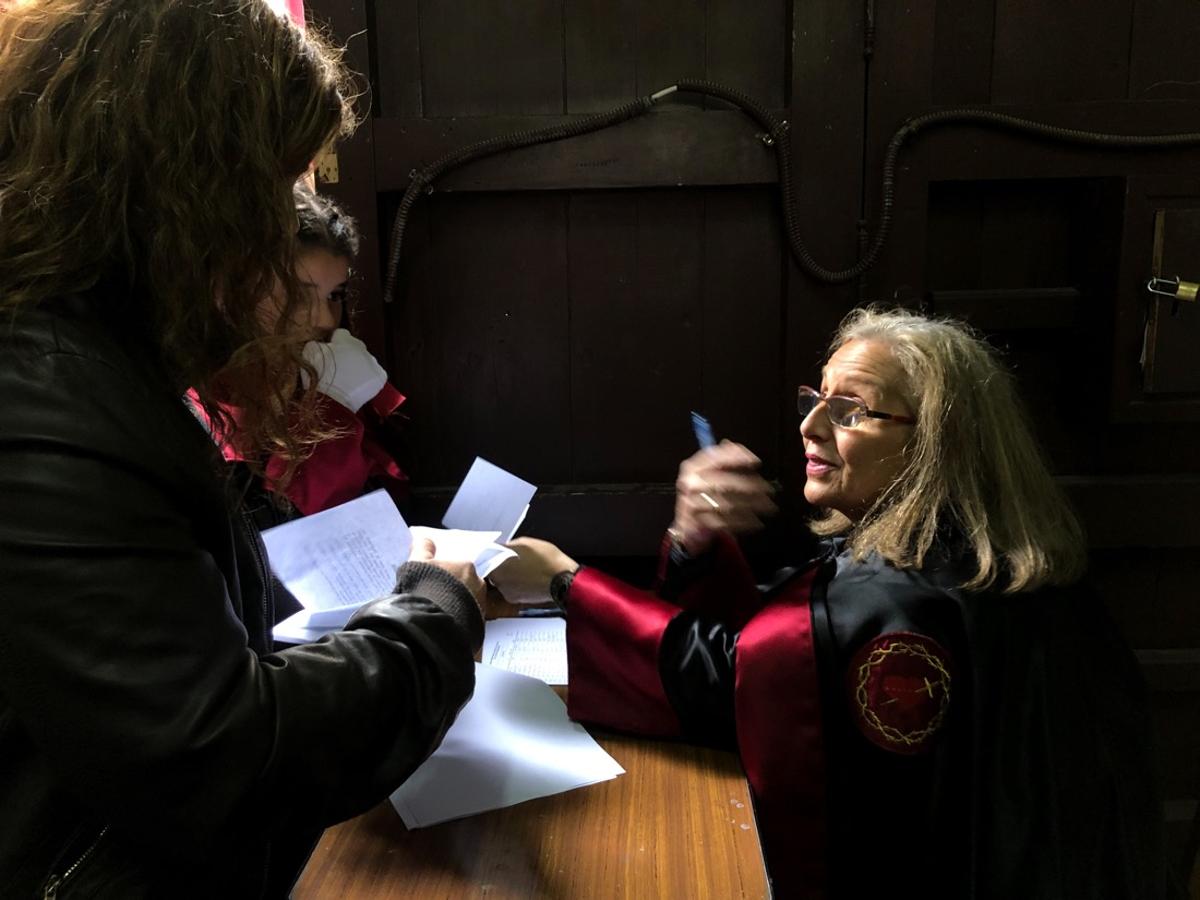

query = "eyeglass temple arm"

[{"left": 865, "top": 410, "right": 916, "bottom": 424}]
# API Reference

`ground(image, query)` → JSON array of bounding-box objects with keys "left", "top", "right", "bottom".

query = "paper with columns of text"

[
  {"left": 482, "top": 617, "right": 568, "bottom": 685},
  {"left": 389, "top": 664, "right": 623, "bottom": 828}
]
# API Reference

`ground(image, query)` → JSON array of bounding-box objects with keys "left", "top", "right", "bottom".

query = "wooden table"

[{"left": 293, "top": 693, "right": 770, "bottom": 899}]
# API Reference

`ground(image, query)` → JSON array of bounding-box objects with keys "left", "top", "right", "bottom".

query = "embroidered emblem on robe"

[{"left": 849, "top": 631, "right": 952, "bottom": 755}]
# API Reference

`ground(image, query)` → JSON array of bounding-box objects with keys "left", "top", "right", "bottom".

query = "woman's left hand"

[{"left": 489, "top": 537, "right": 578, "bottom": 606}]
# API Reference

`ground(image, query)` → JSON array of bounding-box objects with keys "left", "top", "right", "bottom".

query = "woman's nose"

[{"left": 799, "top": 404, "right": 830, "bottom": 442}]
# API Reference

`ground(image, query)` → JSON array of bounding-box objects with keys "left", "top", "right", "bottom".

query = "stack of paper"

[
  {"left": 389, "top": 664, "right": 624, "bottom": 828},
  {"left": 268, "top": 458, "right": 537, "bottom": 644}
]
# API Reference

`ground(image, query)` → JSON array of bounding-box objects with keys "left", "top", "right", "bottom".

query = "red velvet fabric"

[
  {"left": 734, "top": 566, "right": 826, "bottom": 898},
  {"left": 190, "top": 386, "right": 409, "bottom": 516},
  {"left": 565, "top": 567, "right": 683, "bottom": 737},
  {"left": 367, "top": 382, "right": 406, "bottom": 418}
]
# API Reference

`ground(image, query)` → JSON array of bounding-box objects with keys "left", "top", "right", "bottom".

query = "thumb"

[{"left": 411, "top": 537, "right": 436, "bottom": 561}]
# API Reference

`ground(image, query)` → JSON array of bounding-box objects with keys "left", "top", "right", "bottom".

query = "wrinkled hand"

[
  {"left": 671, "top": 440, "right": 776, "bottom": 556},
  {"left": 489, "top": 537, "right": 579, "bottom": 606},
  {"left": 409, "top": 537, "right": 487, "bottom": 617},
  {"left": 301, "top": 328, "right": 387, "bottom": 413}
]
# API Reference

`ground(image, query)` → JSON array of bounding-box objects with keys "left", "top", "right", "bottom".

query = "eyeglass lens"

[{"left": 797, "top": 388, "right": 859, "bottom": 427}]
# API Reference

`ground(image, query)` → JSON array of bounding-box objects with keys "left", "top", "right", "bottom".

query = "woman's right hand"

[
  {"left": 409, "top": 537, "right": 487, "bottom": 615},
  {"left": 671, "top": 440, "right": 777, "bottom": 556},
  {"left": 489, "top": 537, "right": 579, "bottom": 606}
]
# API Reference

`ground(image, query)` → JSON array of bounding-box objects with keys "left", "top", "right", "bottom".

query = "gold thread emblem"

[{"left": 854, "top": 639, "right": 951, "bottom": 748}]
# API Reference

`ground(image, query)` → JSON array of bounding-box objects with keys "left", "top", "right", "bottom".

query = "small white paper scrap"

[
  {"left": 483, "top": 617, "right": 568, "bottom": 685},
  {"left": 389, "top": 664, "right": 623, "bottom": 828},
  {"left": 442, "top": 457, "right": 536, "bottom": 543}
]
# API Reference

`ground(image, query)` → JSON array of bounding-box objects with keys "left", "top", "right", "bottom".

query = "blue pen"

[{"left": 691, "top": 411, "right": 716, "bottom": 449}]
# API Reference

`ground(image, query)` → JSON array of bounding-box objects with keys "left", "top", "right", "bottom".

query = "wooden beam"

[{"left": 373, "top": 109, "right": 783, "bottom": 193}]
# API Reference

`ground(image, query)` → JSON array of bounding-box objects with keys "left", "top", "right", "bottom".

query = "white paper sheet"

[
  {"left": 267, "top": 493, "right": 517, "bottom": 644},
  {"left": 482, "top": 617, "right": 568, "bottom": 685},
  {"left": 389, "top": 664, "right": 623, "bottom": 828},
  {"left": 409, "top": 526, "right": 515, "bottom": 579},
  {"left": 262, "top": 489, "right": 411, "bottom": 612},
  {"left": 441, "top": 458, "right": 536, "bottom": 543}
]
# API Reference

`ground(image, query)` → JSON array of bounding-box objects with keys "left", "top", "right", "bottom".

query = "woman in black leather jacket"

[
  {"left": 0, "top": 3, "right": 484, "bottom": 896},
  {"left": 492, "top": 308, "right": 1177, "bottom": 898}
]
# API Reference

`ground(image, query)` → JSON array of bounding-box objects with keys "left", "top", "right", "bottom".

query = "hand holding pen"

[{"left": 669, "top": 414, "right": 777, "bottom": 556}]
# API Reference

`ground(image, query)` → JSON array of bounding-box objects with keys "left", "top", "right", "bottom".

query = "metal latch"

[{"left": 1146, "top": 275, "right": 1198, "bottom": 316}]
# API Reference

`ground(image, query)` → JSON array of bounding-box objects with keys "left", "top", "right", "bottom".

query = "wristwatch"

[{"left": 549, "top": 568, "right": 578, "bottom": 609}]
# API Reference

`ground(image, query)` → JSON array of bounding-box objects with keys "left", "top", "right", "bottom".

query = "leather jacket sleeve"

[{"left": 0, "top": 329, "right": 479, "bottom": 862}]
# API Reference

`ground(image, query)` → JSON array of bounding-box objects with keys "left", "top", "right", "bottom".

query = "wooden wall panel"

[
  {"left": 563, "top": 0, "right": 637, "bottom": 114},
  {"left": 569, "top": 191, "right": 705, "bottom": 483},
  {"left": 1129, "top": 0, "right": 1200, "bottom": 100},
  {"left": 991, "top": 0, "right": 1134, "bottom": 103},
  {"left": 706, "top": 0, "right": 787, "bottom": 109},
  {"left": 391, "top": 193, "right": 572, "bottom": 485},
  {"left": 701, "top": 190, "right": 784, "bottom": 470},
  {"left": 931, "top": 0, "right": 994, "bottom": 104},
  {"left": 373, "top": 0, "right": 422, "bottom": 118},
  {"left": 636, "top": 1, "right": 706, "bottom": 99},
  {"left": 419, "top": 0, "right": 563, "bottom": 116}
]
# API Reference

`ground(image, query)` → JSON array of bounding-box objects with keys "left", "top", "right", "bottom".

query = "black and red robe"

[{"left": 564, "top": 533, "right": 1173, "bottom": 899}]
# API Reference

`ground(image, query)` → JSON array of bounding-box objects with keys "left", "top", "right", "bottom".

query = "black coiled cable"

[{"left": 382, "top": 80, "right": 1200, "bottom": 298}]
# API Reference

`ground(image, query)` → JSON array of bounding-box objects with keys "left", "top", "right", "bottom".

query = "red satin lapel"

[{"left": 735, "top": 566, "right": 827, "bottom": 897}]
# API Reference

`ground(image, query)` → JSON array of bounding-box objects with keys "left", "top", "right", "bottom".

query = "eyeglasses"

[{"left": 797, "top": 385, "right": 916, "bottom": 428}]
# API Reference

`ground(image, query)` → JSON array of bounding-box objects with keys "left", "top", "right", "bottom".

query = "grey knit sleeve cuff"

[{"left": 391, "top": 561, "right": 485, "bottom": 652}]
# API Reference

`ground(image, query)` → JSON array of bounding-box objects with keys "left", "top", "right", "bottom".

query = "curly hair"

[
  {"left": 0, "top": 0, "right": 358, "bottom": 478},
  {"left": 294, "top": 182, "right": 360, "bottom": 259},
  {"left": 811, "top": 307, "right": 1087, "bottom": 593}
]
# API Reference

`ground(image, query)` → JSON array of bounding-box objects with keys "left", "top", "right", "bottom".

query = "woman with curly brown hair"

[{"left": 0, "top": 2, "right": 485, "bottom": 896}]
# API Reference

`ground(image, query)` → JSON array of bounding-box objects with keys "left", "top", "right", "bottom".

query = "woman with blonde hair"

[
  {"left": 494, "top": 307, "right": 1172, "bottom": 898},
  {"left": 0, "top": 2, "right": 484, "bottom": 896}
]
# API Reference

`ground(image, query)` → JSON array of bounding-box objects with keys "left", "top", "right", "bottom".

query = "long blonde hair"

[
  {"left": 811, "top": 307, "right": 1087, "bottom": 593},
  {"left": 0, "top": 0, "right": 357, "bottom": 482}
]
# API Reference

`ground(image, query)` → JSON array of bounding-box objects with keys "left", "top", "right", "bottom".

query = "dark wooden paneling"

[
  {"left": 701, "top": 189, "right": 784, "bottom": 471},
  {"left": 991, "top": 0, "right": 1134, "bottom": 104},
  {"left": 925, "top": 179, "right": 1097, "bottom": 291},
  {"left": 419, "top": 0, "right": 563, "bottom": 117},
  {"left": 1111, "top": 175, "right": 1200, "bottom": 423},
  {"left": 1065, "top": 477, "right": 1200, "bottom": 549},
  {"left": 568, "top": 191, "right": 704, "bottom": 482},
  {"left": 372, "top": 111, "right": 782, "bottom": 193},
  {"left": 931, "top": 0, "right": 994, "bottom": 105},
  {"left": 1128, "top": 0, "right": 1200, "bottom": 101},
  {"left": 372, "top": 0, "right": 423, "bottom": 118},
  {"left": 563, "top": 0, "right": 637, "bottom": 114},
  {"left": 706, "top": 0, "right": 787, "bottom": 109},
  {"left": 391, "top": 193, "right": 571, "bottom": 484},
  {"left": 1146, "top": 208, "right": 1200, "bottom": 393},
  {"left": 863, "top": 0, "right": 935, "bottom": 304},
  {"left": 636, "top": 1, "right": 706, "bottom": 100}
]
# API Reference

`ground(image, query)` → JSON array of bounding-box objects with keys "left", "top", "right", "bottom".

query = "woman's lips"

[{"left": 805, "top": 455, "right": 837, "bottom": 477}]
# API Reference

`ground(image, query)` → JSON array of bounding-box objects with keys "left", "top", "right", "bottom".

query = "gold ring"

[{"left": 699, "top": 491, "right": 721, "bottom": 510}]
